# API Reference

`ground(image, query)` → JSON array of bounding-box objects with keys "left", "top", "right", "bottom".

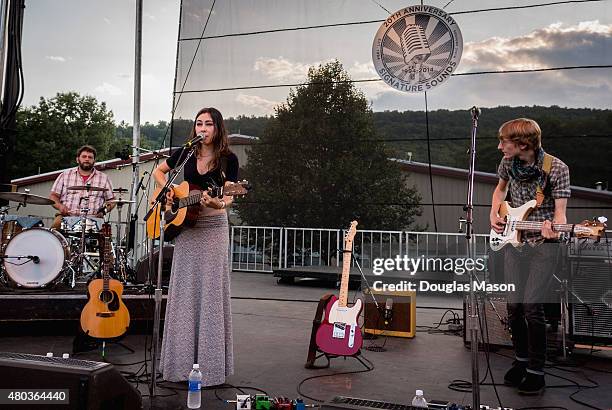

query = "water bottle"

[
  {"left": 411, "top": 389, "right": 427, "bottom": 408},
  {"left": 187, "top": 364, "right": 202, "bottom": 409}
]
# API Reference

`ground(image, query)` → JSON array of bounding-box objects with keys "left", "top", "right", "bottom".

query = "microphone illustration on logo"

[{"left": 400, "top": 24, "right": 431, "bottom": 81}]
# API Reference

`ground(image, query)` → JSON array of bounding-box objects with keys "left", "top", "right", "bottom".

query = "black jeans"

[{"left": 503, "top": 242, "right": 560, "bottom": 372}]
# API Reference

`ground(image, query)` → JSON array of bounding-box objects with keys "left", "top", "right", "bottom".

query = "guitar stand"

[
  {"left": 307, "top": 350, "right": 370, "bottom": 371},
  {"left": 99, "top": 340, "right": 135, "bottom": 362}
]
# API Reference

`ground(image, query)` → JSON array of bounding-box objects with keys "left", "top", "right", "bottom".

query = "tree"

[
  {"left": 12, "top": 92, "right": 115, "bottom": 177},
  {"left": 236, "top": 61, "right": 422, "bottom": 230}
]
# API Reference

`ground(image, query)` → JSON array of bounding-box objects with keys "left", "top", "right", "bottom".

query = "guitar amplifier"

[
  {"left": 463, "top": 295, "right": 513, "bottom": 349},
  {"left": 362, "top": 289, "right": 416, "bottom": 338},
  {"left": 568, "top": 258, "right": 612, "bottom": 343}
]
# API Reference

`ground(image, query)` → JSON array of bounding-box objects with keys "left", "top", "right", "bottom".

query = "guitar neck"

[
  {"left": 101, "top": 232, "right": 112, "bottom": 290},
  {"left": 513, "top": 221, "right": 574, "bottom": 232},
  {"left": 338, "top": 248, "right": 352, "bottom": 308},
  {"left": 177, "top": 192, "right": 204, "bottom": 209}
]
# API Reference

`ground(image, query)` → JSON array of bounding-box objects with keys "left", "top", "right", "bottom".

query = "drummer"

[{"left": 49, "top": 145, "right": 115, "bottom": 229}]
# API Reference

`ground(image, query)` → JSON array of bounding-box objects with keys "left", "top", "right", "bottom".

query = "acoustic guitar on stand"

[
  {"left": 315, "top": 221, "right": 363, "bottom": 356},
  {"left": 490, "top": 199, "right": 606, "bottom": 251},
  {"left": 80, "top": 223, "right": 130, "bottom": 339},
  {"left": 146, "top": 180, "right": 250, "bottom": 241}
]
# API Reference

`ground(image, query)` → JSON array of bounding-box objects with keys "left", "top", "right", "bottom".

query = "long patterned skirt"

[{"left": 160, "top": 213, "right": 234, "bottom": 385}]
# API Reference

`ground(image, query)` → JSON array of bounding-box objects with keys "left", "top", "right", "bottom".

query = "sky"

[{"left": 19, "top": 0, "right": 612, "bottom": 124}]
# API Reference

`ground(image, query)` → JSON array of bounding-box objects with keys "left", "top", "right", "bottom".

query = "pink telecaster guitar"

[{"left": 315, "top": 221, "right": 363, "bottom": 356}]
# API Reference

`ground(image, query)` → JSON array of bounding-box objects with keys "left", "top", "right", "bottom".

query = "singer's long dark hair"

[{"left": 189, "top": 107, "right": 231, "bottom": 171}]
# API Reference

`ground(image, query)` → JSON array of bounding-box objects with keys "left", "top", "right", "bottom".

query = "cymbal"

[
  {"left": 107, "top": 199, "right": 135, "bottom": 205},
  {"left": 113, "top": 188, "right": 129, "bottom": 193},
  {"left": 67, "top": 185, "right": 108, "bottom": 192},
  {"left": 0, "top": 192, "right": 55, "bottom": 205}
]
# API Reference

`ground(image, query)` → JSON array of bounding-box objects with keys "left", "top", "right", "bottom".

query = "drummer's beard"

[{"left": 78, "top": 161, "right": 94, "bottom": 172}]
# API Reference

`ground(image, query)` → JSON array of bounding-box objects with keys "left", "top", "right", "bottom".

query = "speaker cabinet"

[
  {"left": 569, "top": 258, "right": 612, "bottom": 343},
  {"left": 463, "top": 296, "right": 513, "bottom": 348},
  {"left": 0, "top": 352, "right": 142, "bottom": 409},
  {"left": 362, "top": 289, "right": 416, "bottom": 338},
  {"left": 135, "top": 244, "right": 174, "bottom": 285}
]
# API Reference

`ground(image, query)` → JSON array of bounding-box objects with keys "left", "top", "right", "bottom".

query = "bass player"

[{"left": 489, "top": 118, "right": 570, "bottom": 395}]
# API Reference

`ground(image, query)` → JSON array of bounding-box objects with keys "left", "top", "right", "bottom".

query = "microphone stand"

[
  {"left": 143, "top": 144, "right": 196, "bottom": 396},
  {"left": 464, "top": 106, "right": 481, "bottom": 409}
]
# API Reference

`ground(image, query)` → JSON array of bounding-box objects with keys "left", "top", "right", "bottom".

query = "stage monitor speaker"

[
  {"left": 362, "top": 289, "right": 416, "bottom": 338},
  {"left": 0, "top": 352, "right": 141, "bottom": 409},
  {"left": 463, "top": 295, "right": 512, "bottom": 349},
  {"left": 569, "top": 258, "right": 612, "bottom": 343},
  {"left": 135, "top": 244, "right": 174, "bottom": 285}
]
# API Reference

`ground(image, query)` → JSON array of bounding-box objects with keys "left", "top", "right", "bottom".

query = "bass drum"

[{"left": 3, "top": 228, "right": 70, "bottom": 288}]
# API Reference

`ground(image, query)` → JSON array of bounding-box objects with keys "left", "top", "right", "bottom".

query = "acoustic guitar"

[
  {"left": 145, "top": 180, "right": 249, "bottom": 241},
  {"left": 490, "top": 200, "right": 606, "bottom": 251},
  {"left": 80, "top": 223, "right": 130, "bottom": 339},
  {"left": 315, "top": 221, "right": 363, "bottom": 356}
]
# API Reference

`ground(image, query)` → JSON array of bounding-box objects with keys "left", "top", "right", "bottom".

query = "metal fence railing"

[{"left": 230, "top": 226, "right": 494, "bottom": 273}]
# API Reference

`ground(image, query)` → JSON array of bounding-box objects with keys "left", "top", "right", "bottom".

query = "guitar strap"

[
  {"left": 535, "top": 153, "right": 553, "bottom": 207},
  {"left": 220, "top": 156, "right": 228, "bottom": 183}
]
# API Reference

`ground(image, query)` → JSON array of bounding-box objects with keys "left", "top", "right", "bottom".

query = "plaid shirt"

[
  {"left": 497, "top": 154, "right": 571, "bottom": 242},
  {"left": 51, "top": 167, "right": 114, "bottom": 216}
]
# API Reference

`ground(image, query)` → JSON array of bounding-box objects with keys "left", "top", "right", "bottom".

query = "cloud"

[
  {"left": 94, "top": 82, "right": 124, "bottom": 96},
  {"left": 254, "top": 57, "right": 336, "bottom": 82},
  {"left": 348, "top": 61, "right": 377, "bottom": 79},
  {"left": 462, "top": 20, "right": 612, "bottom": 72},
  {"left": 103, "top": 17, "right": 111, "bottom": 25},
  {"left": 45, "top": 56, "right": 67, "bottom": 63},
  {"left": 236, "top": 94, "right": 279, "bottom": 113}
]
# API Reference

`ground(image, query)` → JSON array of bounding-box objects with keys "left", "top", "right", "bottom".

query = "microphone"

[
  {"left": 184, "top": 133, "right": 204, "bottom": 149},
  {"left": 383, "top": 297, "right": 393, "bottom": 324},
  {"left": 135, "top": 171, "right": 148, "bottom": 194},
  {"left": 470, "top": 106, "right": 481, "bottom": 119}
]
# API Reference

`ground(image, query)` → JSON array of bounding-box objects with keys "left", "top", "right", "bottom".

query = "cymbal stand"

[
  {"left": 114, "top": 196, "right": 129, "bottom": 282},
  {"left": 73, "top": 203, "right": 90, "bottom": 287}
]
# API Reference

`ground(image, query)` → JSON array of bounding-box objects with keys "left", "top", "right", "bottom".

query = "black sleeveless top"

[{"left": 166, "top": 148, "right": 239, "bottom": 189}]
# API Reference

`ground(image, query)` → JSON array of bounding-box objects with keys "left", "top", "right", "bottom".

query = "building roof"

[
  {"left": 391, "top": 158, "right": 612, "bottom": 203},
  {"left": 11, "top": 134, "right": 257, "bottom": 186}
]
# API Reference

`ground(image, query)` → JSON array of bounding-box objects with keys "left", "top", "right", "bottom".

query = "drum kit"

[{"left": 0, "top": 186, "right": 135, "bottom": 290}]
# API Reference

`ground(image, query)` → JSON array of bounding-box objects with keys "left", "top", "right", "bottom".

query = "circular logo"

[{"left": 372, "top": 5, "right": 463, "bottom": 93}]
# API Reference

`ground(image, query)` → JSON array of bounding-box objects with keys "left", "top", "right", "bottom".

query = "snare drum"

[{"left": 3, "top": 228, "right": 70, "bottom": 288}]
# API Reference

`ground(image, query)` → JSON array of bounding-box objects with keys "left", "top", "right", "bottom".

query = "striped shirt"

[
  {"left": 51, "top": 167, "right": 114, "bottom": 216},
  {"left": 497, "top": 154, "right": 571, "bottom": 242}
]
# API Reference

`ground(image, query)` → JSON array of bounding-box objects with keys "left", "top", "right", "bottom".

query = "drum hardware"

[
  {"left": 66, "top": 185, "right": 108, "bottom": 192},
  {"left": 108, "top": 193, "right": 135, "bottom": 283}
]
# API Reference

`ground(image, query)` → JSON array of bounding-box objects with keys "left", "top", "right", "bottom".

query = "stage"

[{"left": 1, "top": 271, "right": 611, "bottom": 410}]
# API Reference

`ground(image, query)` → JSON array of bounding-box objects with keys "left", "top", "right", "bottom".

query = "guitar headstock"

[
  {"left": 574, "top": 218, "right": 606, "bottom": 239},
  {"left": 344, "top": 220, "right": 358, "bottom": 250},
  {"left": 223, "top": 180, "right": 251, "bottom": 197}
]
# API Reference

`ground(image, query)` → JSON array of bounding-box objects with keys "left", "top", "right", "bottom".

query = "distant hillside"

[{"left": 223, "top": 106, "right": 612, "bottom": 188}]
